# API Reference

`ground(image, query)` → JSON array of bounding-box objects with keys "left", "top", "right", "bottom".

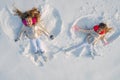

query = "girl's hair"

[
  {"left": 28, "top": 7, "right": 41, "bottom": 23},
  {"left": 14, "top": 7, "right": 41, "bottom": 23},
  {"left": 99, "top": 23, "right": 112, "bottom": 33}
]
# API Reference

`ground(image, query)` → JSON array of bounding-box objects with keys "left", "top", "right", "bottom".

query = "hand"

[
  {"left": 104, "top": 42, "right": 109, "bottom": 46},
  {"left": 50, "top": 35, "right": 54, "bottom": 40},
  {"left": 15, "top": 38, "right": 19, "bottom": 42}
]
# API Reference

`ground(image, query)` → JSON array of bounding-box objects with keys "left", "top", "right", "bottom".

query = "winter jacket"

[{"left": 18, "top": 23, "right": 49, "bottom": 39}]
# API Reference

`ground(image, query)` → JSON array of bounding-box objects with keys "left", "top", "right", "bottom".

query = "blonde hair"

[
  {"left": 14, "top": 7, "right": 41, "bottom": 23},
  {"left": 99, "top": 23, "right": 112, "bottom": 34},
  {"left": 28, "top": 7, "right": 41, "bottom": 23}
]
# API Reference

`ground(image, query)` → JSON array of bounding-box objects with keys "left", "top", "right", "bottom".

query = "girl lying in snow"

[
  {"left": 72, "top": 22, "right": 112, "bottom": 59},
  {"left": 14, "top": 7, "right": 54, "bottom": 54}
]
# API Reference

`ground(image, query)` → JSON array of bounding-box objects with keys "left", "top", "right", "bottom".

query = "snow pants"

[{"left": 30, "top": 38, "right": 42, "bottom": 53}]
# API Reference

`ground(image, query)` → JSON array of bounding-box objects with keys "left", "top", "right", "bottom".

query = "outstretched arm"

[
  {"left": 92, "top": 35, "right": 108, "bottom": 46},
  {"left": 39, "top": 23, "right": 50, "bottom": 37},
  {"left": 15, "top": 25, "right": 25, "bottom": 42},
  {"left": 39, "top": 23, "right": 54, "bottom": 40},
  {"left": 100, "top": 35, "right": 108, "bottom": 45},
  {"left": 72, "top": 25, "right": 93, "bottom": 34},
  {"left": 92, "top": 35, "right": 101, "bottom": 45}
]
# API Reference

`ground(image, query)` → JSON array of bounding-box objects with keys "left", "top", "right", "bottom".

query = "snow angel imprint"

[
  {"left": 72, "top": 22, "right": 112, "bottom": 59},
  {"left": 14, "top": 7, "right": 54, "bottom": 54}
]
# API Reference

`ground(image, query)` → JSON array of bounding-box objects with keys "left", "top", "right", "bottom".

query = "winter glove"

[
  {"left": 50, "top": 35, "right": 54, "bottom": 40},
  {"left": 15, "top": 38, "right": 20, "bottom": 42}
]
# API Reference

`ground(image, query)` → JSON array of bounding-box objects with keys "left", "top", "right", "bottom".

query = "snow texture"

[{"left": 0, "top": 0, "right": 120, "bottom": 80}]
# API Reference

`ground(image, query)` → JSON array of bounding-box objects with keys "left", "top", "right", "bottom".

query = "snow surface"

[{"left": 0, "top": 0, "right": 120, "bottom": 80}]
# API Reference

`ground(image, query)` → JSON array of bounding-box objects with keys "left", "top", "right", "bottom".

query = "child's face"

[{"left": 25, "top": 17, "right": 33, "bottom": 27}]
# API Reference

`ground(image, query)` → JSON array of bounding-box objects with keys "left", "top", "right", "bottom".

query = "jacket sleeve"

[
  {"left": 100, "top": 35, "right": 108, "bottom": 44},
  {"left": 38, "top": 23, "right": 50, "bottom": 37},
  {"left": 92, "top": 34, "right": 107, "bottom": 45},
  {"left": 92, "top": 35, "right": 101, "bottom": 45},
  {"left": 17, "top": 25, "right": 26, "bottom": 40},
  {"left": 78, "top": 28, "right": 93, "bottom": 34}
]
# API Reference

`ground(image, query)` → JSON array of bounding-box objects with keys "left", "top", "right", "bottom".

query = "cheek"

[
  {"left": 31, "top": 21, "right": 33, "bottom": 24},
  {"left": 26, "top": 22, "right": 29, "bottom": 25}
]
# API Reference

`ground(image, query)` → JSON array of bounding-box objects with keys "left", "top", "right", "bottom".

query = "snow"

[{"left": 0, "top": 0, "right": 120, "bottom": 80}]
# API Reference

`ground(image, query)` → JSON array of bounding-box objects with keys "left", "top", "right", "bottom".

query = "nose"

[{"left": 27, "top": 20, "right": 32, "bottom": 25}]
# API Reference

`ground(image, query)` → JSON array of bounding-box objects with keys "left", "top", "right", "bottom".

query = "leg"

[
  {"left": 36, "top": 38, "right": 44, "bottom": 52},
  {"left": 36, "top": 38, "right": 47, "bottom": 61},
  {"left": 30, "top": 39, "right": 38, "bottom": 53},
  {"left": 79, "top": 43, "right": 89, "bottom": 56},
  {"left": 89, "top": 44, "right": 95, "bottom": 59}
]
